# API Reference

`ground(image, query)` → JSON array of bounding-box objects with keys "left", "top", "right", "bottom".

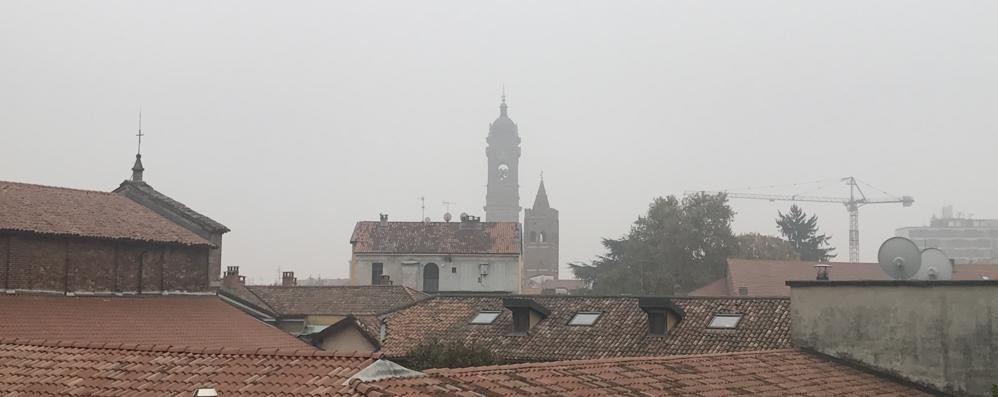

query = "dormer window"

[
  {"left": 708, "top": 314, "right": 743, "bottom": 329},
  {"left": 568, "top": 312, "right": 601, "bottom": 326},
  {"left": 470, "top": 311, "right": 501, "bottom": 324}
]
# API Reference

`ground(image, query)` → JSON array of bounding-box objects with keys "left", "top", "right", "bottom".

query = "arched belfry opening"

[{"left": 423, "top": 263, "right": 439, "bottom": 292}]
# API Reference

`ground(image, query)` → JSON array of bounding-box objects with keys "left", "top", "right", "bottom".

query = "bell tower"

[
  {"left": 484, "top": 95, "right": 521, "bottom": 222},
  {"left": 524, "top": 178, "right": 559, "bottom": 282}
]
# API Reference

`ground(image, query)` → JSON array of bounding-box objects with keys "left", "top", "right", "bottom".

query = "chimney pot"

[
  {"left": 815, "top": 264, "right": 831, "bottom": 281},
  {"left": 379, "top": 213, "right": 389, "bottom": 226},
  {"left": 282, "top": 271, "right": 297, "bottom": 287}
]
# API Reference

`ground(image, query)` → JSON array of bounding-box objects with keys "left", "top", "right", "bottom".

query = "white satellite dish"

[
  {"left": 913, "top": 248, "right": 953, "bottom": 280},
  {"left": 877, "top": 237, "right": 922, "bottom": 280}
]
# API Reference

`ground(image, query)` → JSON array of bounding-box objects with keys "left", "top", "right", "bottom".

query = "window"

[
  {"left": 538, "top": 232, "right": 546, "bottom": 243},
  {"left": 470, "top": 311, "right": 501, "bottom": 324},
  {"left": 707, "top": 314, "right": 742, "bottom": 329},
  {"left": 451, "top": 266, "right": 457, "bottom": 273},
  {"left": 371, "top": 263, "right": 383, "bottom": 285},
  {"left": 568, "top": 312, "right": 601, "bottom": 326}
]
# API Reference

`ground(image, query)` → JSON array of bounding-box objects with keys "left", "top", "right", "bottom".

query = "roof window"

[
  {"left": 707, "top": 314, "right": 742, "bottom": 329},
  {"left": 568, "top": 312, "right": 601, "bottom": 326},
  {"left": 470, "top": 310, "right": 501, "bottom": 324}
]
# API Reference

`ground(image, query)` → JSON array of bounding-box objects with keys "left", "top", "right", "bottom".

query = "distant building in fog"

[{"left": 896, "top": 206, "right": 998, "bottom": 264}]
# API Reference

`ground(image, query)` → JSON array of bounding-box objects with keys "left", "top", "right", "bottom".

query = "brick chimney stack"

[
  {"left": 281, "top": 271, "right": 296, "bottom": 287},
  {"left": 222, "top": 266, "right": 243, "bottom": 288}
]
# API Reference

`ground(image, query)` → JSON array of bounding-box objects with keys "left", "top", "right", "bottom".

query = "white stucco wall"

[{"left": 350, "top": 254, "right": 521, "bottom": 293}]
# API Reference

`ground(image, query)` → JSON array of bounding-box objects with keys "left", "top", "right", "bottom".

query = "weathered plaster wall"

[
  {"left": 790, "top": 282, "right": 998, "bottom": 396},
  {"left": 350, "top": 254, "right": 521, "bottom": 293}
]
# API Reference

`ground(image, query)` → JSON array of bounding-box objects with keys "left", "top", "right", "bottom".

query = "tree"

[
  {"left": 570, "top": 193, "right": 736, "bottom": 295},
  {"left": 733, "top": 233, "right": 799, "bottom": 260},
  {"left": 404, "top": 338, "right": 500, "bottom": 370},
  {"left": 776, "top": 205, "right": 836, "bottom": 262}
]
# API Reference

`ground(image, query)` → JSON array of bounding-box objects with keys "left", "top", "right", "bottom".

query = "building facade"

[
  {"left": 483, "top": 96, "right": 521, "bottom": 223},
  {"left": 896, "top": 207, "right": 998, "bottom": 264},
  {"left": 523, "top": 179, "right": 559, "bottom": 284},
  {"left": 114, "top": 153, "right": 230, "bottom": 285},
  {"left": 348, "top": 215, "right": 521, "bottom": 293},
  {"left": 0, "top": 181, "right": 215, "bottom": 293}
]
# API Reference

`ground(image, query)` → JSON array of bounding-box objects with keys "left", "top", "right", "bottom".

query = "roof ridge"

[
  {"left": 428, "top": 349, "right": 800, "bottom": 375},
  {"left": 0, "top": 180, "right": 115, "bottom": 195},
  {"left": 0, "top": 337, "right": 383, "bottom": 359}
]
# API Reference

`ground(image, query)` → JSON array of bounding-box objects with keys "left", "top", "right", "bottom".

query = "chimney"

[
  {"left": 377, "top": 274, "right": 393, "bottom": 285},
  {"left": 815, "top": 264, "right": 831, "bottom": 281},
  {"left": 379, "top": 213, "right": 389, "bottom": 226},
  {"left": 282, "top": 271, "right": 297, "bottom": 287},
  {"left": 503, "top": 298, "right": 549, "bottom": 335},
  {"left": 639, "top": 297, "right": 685, "bottom": 336},
  {"left": 222, "top": 266, "right": 243, "bottom": 288}
]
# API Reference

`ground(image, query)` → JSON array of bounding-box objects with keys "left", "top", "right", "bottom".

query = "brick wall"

[{"left": 0, "top": 232, "right": 210, "bottom": 293}]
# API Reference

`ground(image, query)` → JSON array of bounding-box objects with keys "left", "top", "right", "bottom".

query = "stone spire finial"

[{"left": 131, "top": 110, "right": 145, "bottom": 182}]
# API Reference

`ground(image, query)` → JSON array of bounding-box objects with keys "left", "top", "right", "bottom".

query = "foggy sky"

[{"left": 2, "top": 1, "right": 996, "bottom": 283}]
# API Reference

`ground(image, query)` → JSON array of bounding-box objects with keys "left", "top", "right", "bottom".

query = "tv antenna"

[
  {"left": 877, "top": 237, "right": 922, "bottom": 280},
  {"left": 419, "top": 196, "right": 426, "bottom": 220}
]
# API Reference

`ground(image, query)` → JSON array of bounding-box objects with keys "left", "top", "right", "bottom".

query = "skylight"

[
  {"left": 568, "top": 312, "right": 601, "bottom": 326},
  {"left": 470, "top": 311, "right": 501, "bottom": 324},
  {"left": 707, "top": 314, "right": 742, "bottom": 329}
]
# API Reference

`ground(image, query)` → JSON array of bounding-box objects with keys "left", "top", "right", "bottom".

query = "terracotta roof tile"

[
  {"left": 0, "top": 340, "right": 377, "bottom": 396},
  {"left": 0, "top": 293, "right": 311, "bottom": 350},
  {"left": 0, "top": 180, "right": 211, "bottom": 246},
  {"left": 353, "top": 349, "right": 932, "bottom": 396},
  {"left": 245, "top": 285, "right": 430, "bottom": 316},
  {"left": 378, "top": 295, "right": 791, "bottom": 362},
  {"left": 350, "top": 221, "right": 520, "bottom": 255},
  {"left": 115, "top": 180, "right": 230, "bottom": 232}
]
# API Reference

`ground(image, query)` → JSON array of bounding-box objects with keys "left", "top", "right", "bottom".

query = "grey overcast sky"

[{"left": 2, "top": 1, "right": 995, "bottom": 283}]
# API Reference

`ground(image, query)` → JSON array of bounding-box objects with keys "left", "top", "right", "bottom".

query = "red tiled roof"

[
  {"left": 0, "top": 180, "right": 211, "bottom": 246},
  {"left": 350, "top": 221, "right": 520, "bottom": 255},
  {"left": 351, "top": 349, "right": 932, "bottom": 396},
  {"left": 690, "top": 258, "right": 998, "bottom": 297},
  {"left": 0, "top": 293, "right": 311, "bottom": 350},
  {"left": 244, "top": 285, "right": 430, "bottom": 316},
  {"left": 0, "top": 340, "right": 377, "bottom": 396},
  {"left": 378, "top": 295, "right": 791, "bottom": 362}
]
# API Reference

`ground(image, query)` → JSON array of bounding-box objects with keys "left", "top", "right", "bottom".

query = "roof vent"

[
  {"left": 503, "top": 298, "right": 549, "bottom": 335},
  {"left": 379, "top": 213, "right": 389, "bottom": 226},
  {"left": 638, "top": 297, "right": 685, "bottom": 336},
  {"left": 815, "top": 264, "right": 830, "bottom": 280}
]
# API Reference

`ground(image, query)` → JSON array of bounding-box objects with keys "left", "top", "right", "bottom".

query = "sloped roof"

[
  {"left": 115, "top": 180, "right": 230, "bottom": 232},
  {"left": 690, "top": 258, "right": 998, "bottom": 297},
  {"left": 350, "top": 349, "right": 932, "bottom": 396},
  {"left": 0, "top": 180, "right": 211, "bottom": 246},
  {"left": 0, "top": 340, "right": 377, "bottom": 396},
  {"left": 378, "top": 295, "right": 791, "bottom": 362},
  {"left": 350, "top": 221, "right": 520, "bottom": 255},
  {"left": 0, "top": 293, "right": 311, "bottom": 350},
  {"left": 244, "top": 285, "right": 430, "bottom": 316}
]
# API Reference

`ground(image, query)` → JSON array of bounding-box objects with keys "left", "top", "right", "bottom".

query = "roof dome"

[{"left": 489, "top": 99, "right": 518, "bottom": 137}]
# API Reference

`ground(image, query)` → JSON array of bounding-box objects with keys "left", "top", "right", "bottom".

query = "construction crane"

[{"left": 692, "top": 177, "right": 914, "bottom": 262}]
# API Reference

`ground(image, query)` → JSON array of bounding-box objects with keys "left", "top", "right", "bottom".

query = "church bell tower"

[{"left": 484, "top": 95, "right": 521, "bottom": 222}]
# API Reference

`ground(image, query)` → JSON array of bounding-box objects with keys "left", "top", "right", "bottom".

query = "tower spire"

[
  {"left": 499, "top": 86, "right": 508, "bottom": 117},
  {"left": 131, "top": 110, "right": 145, "bottom": 182},
  {"left": 532, "top": 177, "right": 550, "bottom": 210}
]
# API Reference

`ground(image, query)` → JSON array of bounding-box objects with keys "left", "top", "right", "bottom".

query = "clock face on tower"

[{"left": 497, "top": 163, "right": 510, "bottom": 181}]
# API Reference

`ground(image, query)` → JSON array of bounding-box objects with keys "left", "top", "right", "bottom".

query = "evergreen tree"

[{"left": 776, "top": 205, "right": 835, "bottom": 262}]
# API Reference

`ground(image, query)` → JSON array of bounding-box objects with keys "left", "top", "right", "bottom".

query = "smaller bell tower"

[{"left": 523, "top": 178, "right": 559, "bottom": 283}]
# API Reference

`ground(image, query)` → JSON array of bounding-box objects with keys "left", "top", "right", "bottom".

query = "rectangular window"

[
  {"left": 371, "top": 263, "right": 383, "bottom": 285},
  {"left": 708, "top": 314, "right": 743, "bottom": 329},
  {"left": 470, "top": 310, "right": 501, "bottom": 324},
  {"left": 568, "top": 312, "right": 601, "bottom": 326}
]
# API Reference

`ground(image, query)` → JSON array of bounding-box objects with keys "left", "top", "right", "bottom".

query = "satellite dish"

[
  {"left": 913, "top": 248, "right": 953, "bottom": 280},
  {"left": 443, "top": 212, "right": 452, "bottom": 222},
  {"left": 877, "top": 237, "right": 922, "bottom": 280}
]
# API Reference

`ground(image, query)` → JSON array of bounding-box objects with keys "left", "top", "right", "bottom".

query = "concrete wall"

[
  {"left": 789, "top": 281, "right": 998, "bottom": 396},
  {"left": 350, "top": 254, "right": 521, "bottom": 293},
  {"left": 1, "top": 232, "right": 210, "bottom": 293}
]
